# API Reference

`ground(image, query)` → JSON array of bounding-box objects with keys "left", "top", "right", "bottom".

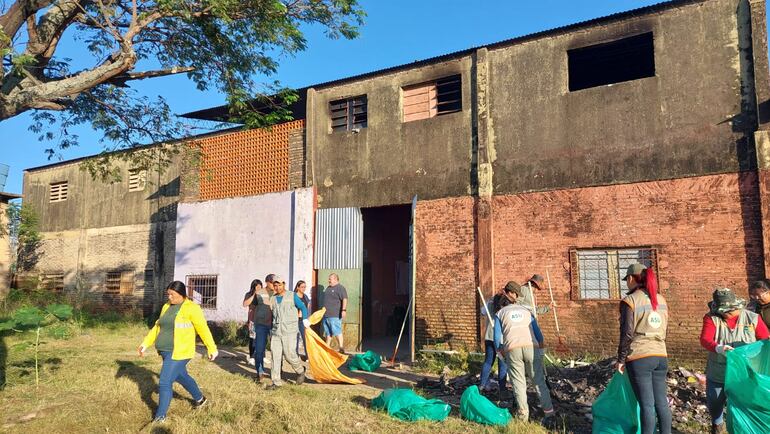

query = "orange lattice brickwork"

[{"left": 197, "top": 120, "right": 304, "bottom": 200}]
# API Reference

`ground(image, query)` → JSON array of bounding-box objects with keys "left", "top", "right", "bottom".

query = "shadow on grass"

[
  {"left": 10, "top": 357, "right": 63, "bottom": 378},
  {"left": 351, "top": 395, "right": 371, "bottom": 408},
  {"left": 115, "top": 360, "right": 186, "bottom": 415}
]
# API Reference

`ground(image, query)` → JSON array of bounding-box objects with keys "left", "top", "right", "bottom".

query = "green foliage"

[
  {"left": 213, "top": 320, "right": 249, "bottom": 347},
  {"left": 5, "top": 0, "right": 366, "bottom": 178},
  {"left": 415, "top": 348, "right": 484, "bottom": 376},
  {"left": 5, "top": 203, "right": 42, "bottom": 274}
]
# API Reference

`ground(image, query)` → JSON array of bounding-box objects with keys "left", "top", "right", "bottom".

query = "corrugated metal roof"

[{"left": 314, "top": 207, "right": 363, "bottom": 269}]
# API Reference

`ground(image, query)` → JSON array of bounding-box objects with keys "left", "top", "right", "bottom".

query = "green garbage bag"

[
  {"left": 725, "top": 340, "right": 770, "bottom": 434},
  {"left": 459, "top": 385, "right": 511, "bottom": 426},
  {"left": 371, "top": 388, "right": 451, "bottom": 422},
  {"left": 591, "top": 372, "right": 641, "bottom": 434},
  {"left": 348, "top": 350, "right": 382, "bottom": 372}
]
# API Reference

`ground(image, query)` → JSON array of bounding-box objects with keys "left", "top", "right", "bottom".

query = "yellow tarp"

[{"left": 306, "top": 308, "right": 363, "bottom": 384}]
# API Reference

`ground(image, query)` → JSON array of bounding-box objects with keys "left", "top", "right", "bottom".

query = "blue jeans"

[
  {"left": 323, "top": 317, "right": 343, "bottom": 337},
  {"left": 626, "top": 356, "right": 672, "bottom": 434},
  {"left": 480, "top": 340, "right": 507, "bottom": 389},
  {"left": 252, "top": 324, "right": 271, "bottom": 375},
  {"left": 706, "top": 379, "right": 726, "bottom": 425},
  {"left": 156, "top": 351, "right": 203, "bottom": 419}
]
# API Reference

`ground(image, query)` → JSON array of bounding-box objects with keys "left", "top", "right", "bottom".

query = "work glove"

[
  {"left": 302, "top": 319, "right": 310, "bottom": 329},
  {"left": 209, "top": 350, "right": 219, "bottom": 361},
  {"left": 715, "top": 344, "right": 734, "bottom": 354}
]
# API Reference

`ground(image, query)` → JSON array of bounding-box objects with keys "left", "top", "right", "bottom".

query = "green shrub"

[
  {"left": 210, "top": 321, "right": 249, "bottom": 347},
  {"left": 415, "top": 347, "right": 483, "bottom": 376}
]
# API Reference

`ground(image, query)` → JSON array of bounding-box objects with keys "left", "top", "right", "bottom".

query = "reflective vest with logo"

[
  {"left": 496, "top": 304, "right": 537, "bottom": 352},
  {"left": 706, "top": 309, "right": 758, "bottom": 383},
  {"left": 271, "top": 294, "right": 299, "bottom": 337},
  {"left": 623, "top": 290, "right": 668, "bottom": 361}
]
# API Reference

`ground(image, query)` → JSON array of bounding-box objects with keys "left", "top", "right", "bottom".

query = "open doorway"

[{"left": 361, "top": 205, "right": 411, "bottom": 360}]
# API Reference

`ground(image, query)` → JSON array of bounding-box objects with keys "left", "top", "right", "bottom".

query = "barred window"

[
  {"left": 41, "top": 273, "right": 64, "bottom": 293},
  {"left": 143, "top": 269, "right": 154, "bottom": 292},
  {"left": 330, "top": 95, "right": 367, "bottom": 132},
  {"left": 128, "top": 169, "right": 147, "bottom": 192},
  {"left": 403, "top": 75, "right": 462, "bottom": 122},
  {"left": 570, "top": 248, "right": 657, "bottom": 300},
  {"left": 105, "top": 270, "right": 135, "bottom": 295},
  {"left": 49, "top": 181, "right": 68, "bottom": 202},
  {"left": 187, "top": 274, "right": 218, "bottom": 309}
]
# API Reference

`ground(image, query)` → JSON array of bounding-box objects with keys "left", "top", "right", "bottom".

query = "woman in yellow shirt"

[{"left": 139, "top": 281, "right": 218, "bottom": 422}]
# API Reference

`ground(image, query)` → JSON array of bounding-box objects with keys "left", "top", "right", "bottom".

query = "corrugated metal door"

[{"left": 315, "top": 207, "right": 363, "bottom": 352}]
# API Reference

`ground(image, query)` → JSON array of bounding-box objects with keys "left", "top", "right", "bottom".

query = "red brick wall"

[
  {"left": 415, "top": 196, "right": 478, "bottom": 348},
  {"left": 414, "top": 172, "right": 765, "bottom": 363},
  {"left": 493, "top": 172, "right": 764, "bottom": 364}
]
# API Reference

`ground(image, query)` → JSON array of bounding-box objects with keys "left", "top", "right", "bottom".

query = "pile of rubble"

[{"left": 415, "top": 357, "right": 709, "bottom": 433}]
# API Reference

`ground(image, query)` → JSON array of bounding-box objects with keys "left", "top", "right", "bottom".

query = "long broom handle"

[
  {"left": 391, "top": 296, "right": 412, "bottom": 365},
  {"left": 476, "top": 287, "right": 506, "bottom": 363},
  {"left": 545, "top": 268, "right": 561, "bottom": 335}
]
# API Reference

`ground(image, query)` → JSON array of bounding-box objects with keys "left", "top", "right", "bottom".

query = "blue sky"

[{"left": 1, "top": 0, "right": 688, "bottom": 195}]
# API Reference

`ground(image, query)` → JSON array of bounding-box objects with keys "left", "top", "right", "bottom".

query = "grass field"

[{"left": 0, "top": 321, "right": 553, "bottom": 433}]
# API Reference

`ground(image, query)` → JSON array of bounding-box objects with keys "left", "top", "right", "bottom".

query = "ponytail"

[{"left": 640, "top": 268, "right": 659, "bottom": 311}]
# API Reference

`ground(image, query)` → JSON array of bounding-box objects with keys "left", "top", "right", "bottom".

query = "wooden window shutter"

[{"left": 403, "top": 82, "right": 437, "bottom": 122}]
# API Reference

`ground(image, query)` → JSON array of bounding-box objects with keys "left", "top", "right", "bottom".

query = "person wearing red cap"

[{"left": 616, "top": 263, "right": 671, "bottom": 434}]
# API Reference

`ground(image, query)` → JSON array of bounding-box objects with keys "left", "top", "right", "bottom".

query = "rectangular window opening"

[
  {"left": 570, "top": 248, "right": 657, "bottom": 300},
  {"left": 330, "top": 95, "right": 367, "bottom": 132},
  {"left": 186, "top": 274, "right": 218, "bottom": 309},
  {"left": 49, "top": 181, "right": 68, "bottom": 203},
  {"left": 105, "top": 270, "right": 134, "bottom": 295},
  {"left": 402, "top": 74, "right": 462, "bottom": 123},
  {"left": 568, "top": 32, "right": 655, "bottom": 92},
  {"left": 128, "top": 169, "right": 147, "bottom": 192},
  {"left": 41, "top": 273, "right": 65, "bottom": 293}
]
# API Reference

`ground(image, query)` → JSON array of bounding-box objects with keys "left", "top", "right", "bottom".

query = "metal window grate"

[
  {"left": 105, "top": 270, "right": 134, "bottom": 295},
  {"left": 41, "top": 273, "right": 64, "bottom": 293},
  {"left": 435, "top": 75, "right": 462, "bottom": 114},
  {"left": 330, "top": 96, "right": 367, "bottom": 132},
  {"left": 49, "top": 181, "right": 68, "bottom": 202},
  {"left": 187, "top": 275, "right": 218, "bottom": 309},
  {"left": 128, "top": 169, "right": 147, "bottom": 192},
  {"left": 571, "top": 248, "right": 656, "bottom": 300},
  {"left": 143, "top": 269, "right": 154, "bottom": 292}
]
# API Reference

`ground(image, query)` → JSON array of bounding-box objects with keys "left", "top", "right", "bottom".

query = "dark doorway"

[{"left": 361, "top": 205, "right": 411, "bottom": 357}]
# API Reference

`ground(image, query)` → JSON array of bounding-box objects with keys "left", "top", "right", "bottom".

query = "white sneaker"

[{"left": 247, "top": 357, "right": 255, "bottom": 365}]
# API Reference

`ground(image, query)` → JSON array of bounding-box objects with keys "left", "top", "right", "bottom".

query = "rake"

[{"left": 546, "top": 268, "right": 570, "bottom": 355}]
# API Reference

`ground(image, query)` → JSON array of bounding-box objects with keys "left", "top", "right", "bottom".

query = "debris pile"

[{"left": 416, "top": 358, "right": 709, "bottom": 434}]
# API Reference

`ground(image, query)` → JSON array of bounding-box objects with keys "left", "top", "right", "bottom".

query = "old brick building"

[{"left": 23, "top": 0, "right": 770, "bottom": 361}]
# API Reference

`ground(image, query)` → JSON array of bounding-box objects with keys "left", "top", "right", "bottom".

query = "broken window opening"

[{"left": 568, "top": 32, "right": 655, "bottom": 92}]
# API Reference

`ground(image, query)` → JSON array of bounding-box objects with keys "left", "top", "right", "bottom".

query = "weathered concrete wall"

[
  {"left": 23, "top": 148, "right": 181, "bottom": 232},
  {"left": 32, "top": 221, "right": 176, "bottom": 311},
  {"left": 22, "top": 147, "right": 181, "bottom": 311},
  {"left": 308, "top": 57, "right": 474, "bottom": 209},
  {"left": 414, "top": 171, "right": 764, "bottom": 363},
  {"left": 487, "top": 0, "right": 762, "bottom": 194},
  {"left": 174, "top": 188, "right": 314, "bottom": 322}
]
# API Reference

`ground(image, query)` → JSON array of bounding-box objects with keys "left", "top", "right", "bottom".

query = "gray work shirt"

[{"left": 322, "top": 284, "right": 348, "bottom": 318}]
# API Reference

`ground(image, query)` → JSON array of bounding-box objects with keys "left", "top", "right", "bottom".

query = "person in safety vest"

[
  {"left": 616, "top": 263, "right": 671, "bottom": 434},
  {"left": 493, "top": 281, "right": 555, "bottom": 425},
  {"left": 700, "top": 287, "right": 769, "bottom": 434},
  {"left": 265, "top": 276, "right": 309, "bottom": 390},
  {"left": 748, "top": 280, "right": 770, "bottom": 330},
  {"left": 139, "top": 281, "right": 218, "bottom": 423}
]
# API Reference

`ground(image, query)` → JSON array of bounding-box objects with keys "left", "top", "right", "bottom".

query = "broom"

[{"left": 546, "top": 268, "right": 570, "bottom": 355}]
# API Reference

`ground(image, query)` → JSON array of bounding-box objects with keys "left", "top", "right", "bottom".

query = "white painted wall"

[{"left": 174, "top": 188, "right": 315, "bottom": 322}]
